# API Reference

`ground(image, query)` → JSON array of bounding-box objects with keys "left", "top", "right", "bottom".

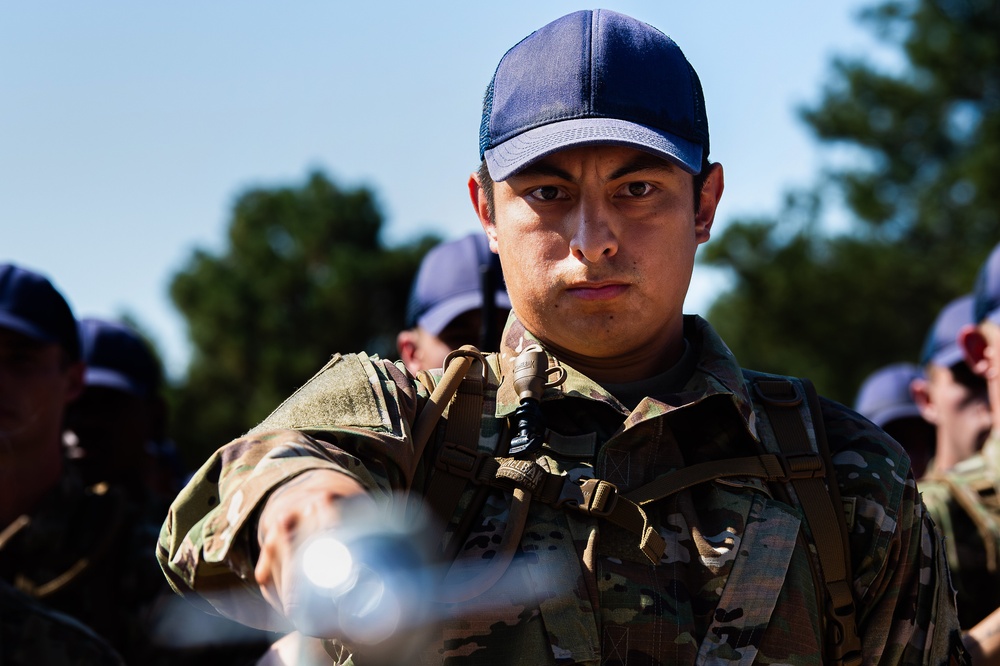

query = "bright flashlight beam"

[{"left": 301, "top": 535, "right": 355, "bottom": 591}]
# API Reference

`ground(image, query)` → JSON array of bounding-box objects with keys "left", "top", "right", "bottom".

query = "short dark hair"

[{"left": 477, "top": 155, "right": 713, "bottom": 224}]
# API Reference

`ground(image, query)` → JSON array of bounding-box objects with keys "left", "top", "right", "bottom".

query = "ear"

[
  {"left": 468, "top": 173, "right": 499, "bottom": 252},
  {"left": 910, "top": 375, "right": 937, "bottom": 424},
  {"left": 64, "top": 360, "right": 86, "bottom": 404},
  {"left": 148, "top": 394, "right": 169, "bottom": 440},
  {"left": 695, "top": 163, "right": 724, "bottom": 244},
  {"left": 960, "top": 324, "right": 991, "bottom": 377},
  {"left": 396, "top": 330, "right": 420, "bottom": 375}
]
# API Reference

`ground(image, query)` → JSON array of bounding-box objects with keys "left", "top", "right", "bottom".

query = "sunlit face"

[
  {"left": 481, "top": 145, "right": 719, "bottom": 360},
  {"left": 926, "top": 362, "right": 992, "bottom": 459}
]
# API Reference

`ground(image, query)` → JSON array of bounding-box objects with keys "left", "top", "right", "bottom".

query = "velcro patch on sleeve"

[{"left": 248, "top": 353, "right": 387, "bottom": 434}]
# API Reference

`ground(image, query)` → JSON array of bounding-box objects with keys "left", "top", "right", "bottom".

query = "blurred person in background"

[
  {"left": 854, "top": 362, "right": 936, "bottom": 478},
  {"left": 920, "top": 244, "right": 1000, "bottom": 659},
  {"left": 65, "top": 317, "right": 278, "bottom": 664},
  {"left": 396, "top": 232, "right": 510, "bottom": 374},
  {"left": 0, "top": 263, "right": 127, "bottom": 661},
  {"left": 0, "top": 266, "right": 274, "bottom": 665},
  {"left": 64, "top": 317, "right": 181, "bottom": 508},
  {"left": 912, "top": 294, "right": 992, "bottom": 476}
]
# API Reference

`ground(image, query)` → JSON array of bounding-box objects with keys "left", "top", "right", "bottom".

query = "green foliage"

[
  {"left": 704, "top": 0, "right": 1000, "bottom": 404},
  {"left": 168, "top": 170, "right": 439, "bottom": 467}
]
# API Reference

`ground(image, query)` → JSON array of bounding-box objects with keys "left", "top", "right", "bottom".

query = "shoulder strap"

[
  {"left": 412, "top": 347, "right": 494, "bottom": 561},
  {"left": 751, "top": 375, "right": 861, "bottom": 666}
]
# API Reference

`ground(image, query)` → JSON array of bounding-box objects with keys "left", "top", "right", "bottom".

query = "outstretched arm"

[{"left": 254, "top": 469, "right": 372, "bottom": 618}]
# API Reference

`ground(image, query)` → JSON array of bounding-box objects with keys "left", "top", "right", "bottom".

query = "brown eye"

[
  {"left": 531, "top": 186, "right": 562, "bottom": 200},
  {"left": 626, "top": 182, "right": 651, "bottom": 196}
]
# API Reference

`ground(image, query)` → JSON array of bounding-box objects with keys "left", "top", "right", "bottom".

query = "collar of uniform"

[
  {"left": 492, "top": 314, "right": 759, "bottom": 440},
  {"left": 493, "top": 315, "right": 621, "bottom": 417}
]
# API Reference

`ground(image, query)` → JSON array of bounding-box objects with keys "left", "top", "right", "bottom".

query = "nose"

[{"left": 568, "top": 196, "right": 618, "bottom": 263}]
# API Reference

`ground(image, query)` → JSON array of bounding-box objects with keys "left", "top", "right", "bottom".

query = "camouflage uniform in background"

[
  {"left": 920, "top": 430, "right": 1000, "bottom": 628},
  {"left": 0, "top": 464, "right": 165, "bottom": 654},
  {"left": 159, "top": 315, "right": 966, "bottom": 665},
  {"left": 0, "top": 578, "right": 125, "bottom": 665},
  {"left": 0, "top": 462, "right": 278, "bottom": 666}
]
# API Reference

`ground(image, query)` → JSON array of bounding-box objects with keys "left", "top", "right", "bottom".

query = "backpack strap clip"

[
  {"left": 780, "top": 452, "right": 825, "bottom": 479},
  {"left": 435, "top": 442, "right": 497, "bottom": 483},
  {"left": 557, "top": 478, "right": 665, "bottom": 564}
]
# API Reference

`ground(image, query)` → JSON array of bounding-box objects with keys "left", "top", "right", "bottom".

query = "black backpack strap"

[{"left": 753, "top": 376, "right": 861, "bottom": 666}]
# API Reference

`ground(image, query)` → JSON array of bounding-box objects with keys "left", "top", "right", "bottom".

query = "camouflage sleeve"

[
  {"left": 156, "top": 352, "right": 424, "bottom": 631},
  {"left": 822, "top": 398, "right": 967, "bottom": 665},
  {"left": 917, "top": 478, "right": 961, "bottom": 593}
]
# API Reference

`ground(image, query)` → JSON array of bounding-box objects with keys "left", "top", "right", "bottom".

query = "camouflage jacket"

[
  {"left": 920, "top": 430, "right": 1000, "bottom": 628},
  {"left": 159, "top": 315, "right": 966, "bottom": 665},
  {"left": 0, "top": 578, "right": 125, "bottom": 665}
]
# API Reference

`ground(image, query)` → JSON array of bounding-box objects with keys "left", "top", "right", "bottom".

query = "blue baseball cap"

[
  {"left": 480, "top": 9, "right": 709, "bottom": 181},
  {"left": 405, "top": 234, "right": 511, "bottom": 336},
  {"left": 854, "top": 363, "right": 923, "bottom": 428},
  {"left": 973, "top": 242, "right": 1000, "bottom": 325},
  {"left": 0, "top": 263, "right": 80, "bottom": 360},
  {"left": 920, "top": 294, "right": 975, "bottom": 368},
  {"left": 78, "top": 318, "right": 161, "bottom": 397}
]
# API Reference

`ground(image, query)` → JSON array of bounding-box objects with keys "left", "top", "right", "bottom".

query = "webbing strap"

[
  {"left": 625, "top": 453, "right": 794, "bottom": 505},
  {"left": 424, "top": 369, "right": 486, "bottom": 542},
  {"left": 555, "top": 478, "right": 665, "bottom": 564},
  {"left": 755, "top": 378, "right": 861, "bottom": 666},
  {"left": 411, "top": 347, "right": 482, "bottom": 473}
]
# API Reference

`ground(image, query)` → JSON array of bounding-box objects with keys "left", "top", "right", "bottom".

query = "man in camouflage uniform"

[
  {"left": 920, "top": 244, "right": 1000, "bottom": 656},
  {"left": 158, "top": 10, "right": 966, "bottom": 665}
]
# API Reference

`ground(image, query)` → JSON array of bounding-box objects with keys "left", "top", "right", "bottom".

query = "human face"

[
  {"left": 0, "top": 328, "right": 82, "bottom": 446},
  {"left": 474, "top": 145, "right": 722, "bottom": 377},
  {"left": 915, "top": 362, "right": 992, "bottom": 470}
]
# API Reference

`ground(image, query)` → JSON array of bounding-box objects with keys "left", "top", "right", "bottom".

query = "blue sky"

[{"left": 1, "top": 1, "right": 883, "bottom": 379}]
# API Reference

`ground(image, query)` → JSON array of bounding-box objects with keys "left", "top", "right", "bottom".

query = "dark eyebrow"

[
  {"left": 608, "top": 154, "right": 678, "bottom": 181},
  {"left": 509, "top": 161, "right": 575, "bottom": 182}
]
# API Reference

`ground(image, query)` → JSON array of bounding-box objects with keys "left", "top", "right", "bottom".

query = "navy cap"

[
  {"left": 78, "top": 318, "right": 161, "bottom": 397},
  {"left": 920, "top": 294, "right": 975, "bottom": 368},
  {"left": 973, "top": 242, "right": 1000, "bottom": 325},
  {"left": 0, "top": 263, "right": 80, "bottom": 360},
  {"left": 480, "top": 9, "right": 709, "bottom": 181},
  {"left": 405, "top": 234, "right": 511, "bottom": 336},
  {"left": 854, "top": 363, "right": 923, "bottom": 428}
]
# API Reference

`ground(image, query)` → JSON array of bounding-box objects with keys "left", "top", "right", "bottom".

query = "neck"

[
  {"left": 541, "top": 330, "right": 686, "bottom": 384},
  {"left": 0, "top": 439, "right": 63, "bottom": 528}
]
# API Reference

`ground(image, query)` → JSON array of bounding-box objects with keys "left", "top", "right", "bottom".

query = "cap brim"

[
  {"left": 484, "top": 117, "right": 703, "bottom": 181},
  {"left": 85, "top": 367, "right": 145, "bottom": 396},
  {"left": 930, "top": 345, "right": 966, "bottom": 369},
  {"left": 418, "top": 291, "right": 512, "bottom": 337},
  {"left": 0, "top": 311, "right": 57, "bottom": 344}
]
